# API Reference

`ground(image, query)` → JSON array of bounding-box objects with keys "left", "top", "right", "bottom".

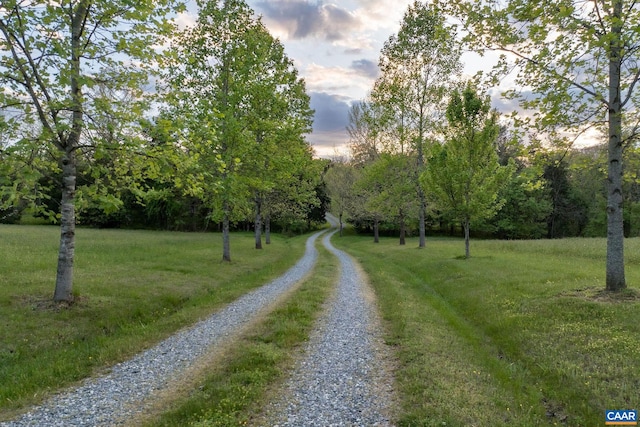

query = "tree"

[
  {"left": 436, "top": 0, "right": 640, "bottom": 289},
  {"left": 347, "top": 99, "right": 384, "bottom": 167},
  {"left": 0, "top": 0, "right": 184, "bottom": 302},
  {"left": 165, "top": 0, "right": 314, "bottom": 259},
  {"left": 421, "top": 83, "right": 513, "bottom": 258},
  {"left": 371, "top": 0, "right": 462, "bottom": 248},
  {"left": 359, "top": 153, "right": 419, "bottom": 245},
  {"left": 542, "top": 154, "right": 590, "bottom": 238},
  {"left": 324, "top": 161, "right": 358, "bottom": 236},
  {"left": 490, "top": 172, "right": 553, "bottom": 239},
  {"left": 240, "top": 27, "right": 314, "bottom": 250},
  {"left": 305, "top": 177, "right": 331, "bottom": 229},
  {"left": 0, "top": 132, "right": 57, "bottom": 224}
]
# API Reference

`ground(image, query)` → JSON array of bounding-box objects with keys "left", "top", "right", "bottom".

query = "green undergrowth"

[
  {"left": 0, "top": 225, "right": 308, "bottom": 419},
  {"left": 143, "top": 244, "right": 338, "bottom": 426},
  {"left": 333, "top": 235, "right": 640, "bottom": 427}
]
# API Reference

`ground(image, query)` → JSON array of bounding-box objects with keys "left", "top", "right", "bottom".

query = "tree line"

[
  {"left": 324, "top": 0, "right": 640, "bottom": 292},
  {"left": 0, "top": 0, "right": 326, "bottom": 302}
]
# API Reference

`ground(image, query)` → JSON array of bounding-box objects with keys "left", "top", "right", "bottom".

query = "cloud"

[
  {"left": 352, "top": 0, "right": 413, "bottom": 32},
  {"left": 305, "top": 91, "right": 352, "bottom": 157},
  {"left": 351, "top": 59, "right": 379, "bottom": 79},
  {"left": 310, "top": 91, "right": 351, "bottom": 132},
  {"left": 304, "top": 63, "right": 376, "bottom": 96},
  {"left": 254, "top": 1, "right": 360, "bottom": 42}
]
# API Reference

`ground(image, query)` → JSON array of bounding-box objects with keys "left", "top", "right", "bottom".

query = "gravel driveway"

[
  {"left": 2, "top": 218, "right": 396, "bottom": 426},
  {"left": 1, "top": 230, "right": 326, "bottom": 427},
  {"left": 255, "top": 215, "right": 396, "bottom": 426}
]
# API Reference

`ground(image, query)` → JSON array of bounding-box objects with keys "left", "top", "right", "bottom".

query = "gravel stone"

[
  {"left": 1, "top": 230, "right": 325, "bottom": 427},
  {"left": 256, "top": 226, "right": 396, "bottom": 426}
]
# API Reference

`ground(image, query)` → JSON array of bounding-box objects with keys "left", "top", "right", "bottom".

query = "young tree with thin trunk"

[
  {"left": 0, "top": 0, "right": 184, "bottom": 302},
  {"left": 436, "top": 0, "right": 640, "bottom": 290},
  {"left": 371, "top": 0, "right": 462, "bottom": 248},
  {"left": 242, "top": 28, "right": 314, "bottom": 250},
  {"left": 421, "top": 83, "right": 513, "bottom": 258}
]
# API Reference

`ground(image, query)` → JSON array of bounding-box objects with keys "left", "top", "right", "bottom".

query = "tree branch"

[
  {"left": 593, "top": 0, "right": 607, "bottom": 35},
  {"left": 495, "top": 45, "right": 610, "bottom": 107},
  {"left": 621, "top": 67, "right": 640, "bottom": 108},
  {"left": 0, "top": 14, "right": 61, "bottom": 150}
]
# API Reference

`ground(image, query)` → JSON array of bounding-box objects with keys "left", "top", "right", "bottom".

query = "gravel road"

[
  {"left": 255, "top": 216, "right": 396, "bottom": 426},
  {"left": 1, "top": 230, "right": 325, "bottom": 427},
  {"left": 2, "top": 218, "right": 396, "bottom": 426}
]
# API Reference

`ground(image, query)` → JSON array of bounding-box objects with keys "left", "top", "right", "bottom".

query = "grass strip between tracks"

[{"left": 142, "top": 243, "right": 338, "bottom": 426}]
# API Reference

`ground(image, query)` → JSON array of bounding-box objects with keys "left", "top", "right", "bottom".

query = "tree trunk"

[
  {"left": 53, "top": 151, "right": 77, "bottom": 302},
  {"left": 222, "top": 203, "right": 231, "bottom": 262},
  {"left": 254, "top": 197, "right": 262, "bottom": 250},
  {"left": 374, "top": 216, "right": 379, "bottom": 243},
  {"left": 399, "top": 210, "right": 406, "bottom": 246},
  {"left": 606, "top": 0, "right": 626, "bottom": 291},
  {"left": 463, "top": 218, "right": 470, "bottom": 259},
  {"left": 418, "top": 189, "right": 426, "bottom": 248},
  {"left": 417, "top": 110, "right": 426, "bottom": 248},
  {"left": 265, "top": 213, "right": 271, "bottom": 245},
  {"left": 53, "top": 5, "right": 86, "bottom": 302},
  {"left": 339, "top": 212, "right": 343, "bottom": 237}
]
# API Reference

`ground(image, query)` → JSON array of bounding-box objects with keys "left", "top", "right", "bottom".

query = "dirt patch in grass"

[
  {"left": 559, "top": 286, "right": 640, "bottom": 303},
  {"left": 14, "top": 294, "right": 89, "bottom": 311},
  {"left": 542, "top": 397, "right": 569, "bottom": 424}
]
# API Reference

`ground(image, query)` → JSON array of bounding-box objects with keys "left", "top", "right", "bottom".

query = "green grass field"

[
  {"left": 332, "top": 234, "right": 640, "bottom": 426},
  {"left": 0, "top": 224, "right": 308, "bottom": 419},
  {"left": 2, "top": 225, "right": 639, "bottom": 426}
]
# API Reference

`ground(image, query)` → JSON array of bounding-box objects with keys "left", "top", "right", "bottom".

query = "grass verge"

[
  {"left": 0, "top": 225, "right": 308, "bottom": 419},
  {"left": 141, "top": 244, "right": 338, "bottom": 426},
  {"left": 332, "top": 234, "right": 640, "bottom": 427}
]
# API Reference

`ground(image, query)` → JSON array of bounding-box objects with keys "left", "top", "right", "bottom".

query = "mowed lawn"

[
  {"left": 0, "top": 224, "right": 308, "bottom": 419},
  {"left": 333, "top": 234, "right": 640, "bottom": 427}
]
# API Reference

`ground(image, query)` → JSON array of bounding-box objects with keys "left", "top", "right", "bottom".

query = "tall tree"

[
  {"left": 437, "top": 0, "right": 640, "bottom": 290},
  {"left": 241, "top": 26, "right": 314, "bottom": 250},
  {"left": 421, "top": 84, "right": 513, "bottom": 258},
  {"left": 0, "top": 0, "right": 184, "bottom": 302},
  {"left": 371, "top": 0, "right": 462, "bottom": 248},
  {"left": 164, "top": 0, "right": 313, "bottom": 260}
]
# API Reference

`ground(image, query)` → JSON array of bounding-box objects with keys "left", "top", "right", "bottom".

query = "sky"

[
  {"left": 180, "top": 0, "right": 501, "bottom": 158},
  {"left": 246, "top": 0, "right": 418, "bottom": 158}
]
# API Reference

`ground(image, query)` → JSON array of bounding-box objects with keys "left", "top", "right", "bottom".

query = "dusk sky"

[
  {"left": 180, "top": 1, "right": 507, "bottom": 158},
  {"left": 247, "top": 0, "right": 417, "bottom": 157}
]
